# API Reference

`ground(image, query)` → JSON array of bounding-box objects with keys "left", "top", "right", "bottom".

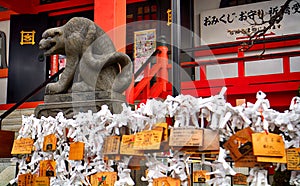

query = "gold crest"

[{"left": 20, "top": 30, "right": 36, "bottom": 45}]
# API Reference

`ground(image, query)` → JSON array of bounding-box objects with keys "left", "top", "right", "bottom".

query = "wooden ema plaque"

[
  {"left": 153, "top": 177, "right": 181, "bottom": 186},
  {"left": 90, "top": 172, "right": 117, "bottom": 186},
  {"left": 287, "top": 148, "right": 300, "bottom": 170},
  {"left": 119, "top": 135, "right": 143, "bottom": 156},
  {"left": 102, "top": 136, "right": 120, "bottom": 155},
  {"left": 193, "top": 170, "right": 210, "bottom": 183},
  {"left": 33, "top": 177, "right": 50, "bottom": 186},
  {"left": 11, "top": 138, "right": 34, "bottom": 155},
  {"left": 153, "top": 123, "right": 168, "bottom": 142},
  {"left": 233, "top": 173, "right": 247, "bottom": 185},
  {"left": 69, "top": 141, "right": 85, "bottom": 160},
  {"left": 224, "top": 127, "right": 253, "bottom": 161},
  {"left": 0, "top": 130, "right": 14, "bottom": 158},
  {"left": 18, "top": 173, "right": 34, "bottom": 186},
  {"left": 39, "top": 160, "right": 56, "bottom": 177},
  {"left": 133, "top": 129, "right": 163, "bottom": 150},
  {"left": 236, "top": 99, "right": 246, "bottom": 106},
  {"left": 252, "top": 132, "right": 285, "bottom": 157},
  {"left": 43, "top": 134, "right": 57, "bottom": 152},
  {"left": 198, "top": 129, "right": 220, "bottom": 151},
  {"left": 234, "top": 151, "right": 270, "bottom": 168},
  {"left": 180, "top": 129, "right": 220, "bottom": 153},
  {"left": 169, "top": 128, "right": 203, "bottom": 147},
  {"left": 256, "top": 150, "right": 287, "bottom": 163}
]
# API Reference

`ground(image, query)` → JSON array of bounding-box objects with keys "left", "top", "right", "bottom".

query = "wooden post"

[
  {"left": 94, "top": 0, "right": 126, "bottom": 52},
  {"left": 157, "top": 45, "right": 169, "bottom": 92}
]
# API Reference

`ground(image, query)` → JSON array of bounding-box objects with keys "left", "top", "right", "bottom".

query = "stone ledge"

[
  {"left": 35, "top": 99, "right": 126, "bottom": 119},
  {"left": 44, "top": 91, "right": 126, "bottom": 103}
]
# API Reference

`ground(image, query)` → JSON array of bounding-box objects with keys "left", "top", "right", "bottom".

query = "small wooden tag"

[
  {"left": 43, "top": 134, "right": 57, "bottom": 151},
  {"left": 256, "top": 155, "right": 287, "bottom": 163},
  {"left": 18, "top": 173, "right": 34, "bottom": 186},
  {"left": 233, "top": 173, "right": 247, "bottom": 185},
  {"left": 11, "top": 138, "right": 34, "bottom": 155},
  {"left": 169, "top": 128, "right": 203, "bottom": 147},
  {"left": 133, "top": 129, "right": 163, "bottom": 150},
  {"left": 224, "top": 127, "right": 253, "bottom": 161},
  {"left": 252, "top": 132, "right": 285, "bottom": 157},
  {"left": 197, "top": 129, "right": 220, "bottom": 151},
  {"left": 39, "top": 160, "right": 56, "bottom": 177},
  {"left": 119, "top": 135, "right": 143, "bottom": 156},
  {"left": 90, "top": 172, "right": 117, "bottom": 186},
  {"left": 102, "top": 136, "right": 120, "bottom": 155},
  {"left": 193, "top": 170, "right": 210, "bottom": 183},
  {"left": 286, "top": 148, "right": 300, "bottom": 170},
  {"left": 234, "top": 151, "right": 269, "bottom": 168},
  {"left": 236, "top": 99, "right": 246, "bottom": 106},
  {"left": 154, "top": 123, "right": 168, "bottom": 142},
  {"left": 69, "top": 142, "right": 85, "bottom": 160},
  {"left": 33, "top": 176, "right": 50, "bottom": 186},
  {"left": 153, "top": 177, "right": 181, "bottom": 186}
]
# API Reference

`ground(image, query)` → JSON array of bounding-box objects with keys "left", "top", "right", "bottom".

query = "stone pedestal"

[{"left": 35, "top": 91, "right": 127, "bottom": 119}]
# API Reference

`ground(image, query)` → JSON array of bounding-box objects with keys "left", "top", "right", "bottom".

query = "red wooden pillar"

[
  {"left": 237, "top": 46, "right": 245, "bottom": 78},
  {"left": 94, "top": 0, "right": 126, "bottom": 52},
  {"left": 283, "top": 56, "right": 290, "bottom": 75},
  {"left": 157, "top": 46, "right": 169, "bottom": 92},
  {"left": 94, "top": 0, "right": 134, "bottom": 103},
  {"left": 50, "top": 55, "right": 59, "bottom": 76},
  {"left": 143, "top": 64, "right": 150, "bottom": 100}
]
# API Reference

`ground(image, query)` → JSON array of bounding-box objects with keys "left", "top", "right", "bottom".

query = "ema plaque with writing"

[
  {"left": 252, "top": 133, "right": 285, "bottom": 157},
  {"left": 287, "top": 148, "right": 300, "bottom": 170},
  {"left": 11, "top": 138, "right": 34, "bottom": 155},
  {"left": 102, "top": 136, "right": 120, "bottom": 155},
  {"left": 169, "top": 128, "right": 203, "bottom": 147}
]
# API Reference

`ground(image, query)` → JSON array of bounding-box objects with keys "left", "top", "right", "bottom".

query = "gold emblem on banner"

[
  {"left": 20, "top": 30, "right": 36, "bottom": 45},
  {"left": 167, "top": 9, "right": 172, "bottom": 26}
]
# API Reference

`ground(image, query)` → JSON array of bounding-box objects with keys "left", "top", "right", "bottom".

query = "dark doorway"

[{"left": 7, "top": 14, "right": 48, "bottom": 103}]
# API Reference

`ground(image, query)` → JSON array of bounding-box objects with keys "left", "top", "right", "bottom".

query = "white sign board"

[
  {"left": 134, "top": 29, "right": 156, "bottom": 82},
  {"left": 200, "top": 0, "right": 300, "bottom": 44}
]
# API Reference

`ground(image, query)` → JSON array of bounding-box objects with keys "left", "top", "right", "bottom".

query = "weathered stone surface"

[
  {"left": 35, "top": 91, "right": 126, "bottom": 118},
  {"left": 0, "top": 161, "right": 16, "bottom": 186},
  {"left": 0, "top": 108, "right": 35, "bottom": 132},
  {"left": 44, "top": 91, "right": 126, "bottom": 103}
]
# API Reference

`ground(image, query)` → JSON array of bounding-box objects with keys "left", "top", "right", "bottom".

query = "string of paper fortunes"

[{"left": 10, "top": 87, "right": 300, "bottom": 186}]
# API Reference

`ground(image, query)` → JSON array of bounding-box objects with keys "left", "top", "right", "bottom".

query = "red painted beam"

[
  {"left": 48, "top": 6, "right": 93, "bottom": 17},
  {"left": 126, "top": 0, "right": 147, "bottom": 4},
  {"left": 133, "top": 62, "right": 162, "bottom": 100},
  {"left": 194, "top": 34, "right": 300, "bottom": 57},
  {"left": 182, "top": 51, "right": 300, "bottom": 67},
  {"left": 0, "top": 10, "right": 18, "bottom": 21},
  {"left": 0, "top": 69, "right": 8, "bottom": 78},
  {"left": 0, "top": 0, "right": 32, "bottom": 14},
  {"left": 0, "top": 101, "right": 44, "bottom": 110},
  {"left": 33, "top": 0, "right": 93, "bottom": 14},
  {"left": 0, "top": 0, "right": 93, "bottom": 14}
]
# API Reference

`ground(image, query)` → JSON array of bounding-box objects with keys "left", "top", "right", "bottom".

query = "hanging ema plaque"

[
  {"left": 11, "top": 138, "right": 34, "bottom": 155},
  {"left": 252, "top": 132, "right": 285, "bottom": 157},
  {"left": 287, "top": 148, "right": 300, "bottom": 170},
  {"left": 169, "top": 128, "right": 203, "bottom": 147}
]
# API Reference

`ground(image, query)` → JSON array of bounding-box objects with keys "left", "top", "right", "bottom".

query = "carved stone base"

[{"left": 35, "top": 91, "right": 127, "bottom": 119}]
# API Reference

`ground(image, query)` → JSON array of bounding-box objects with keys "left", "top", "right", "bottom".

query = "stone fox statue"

[{"left": 39, "top": 17, "right": 133, "bottom": 94}]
